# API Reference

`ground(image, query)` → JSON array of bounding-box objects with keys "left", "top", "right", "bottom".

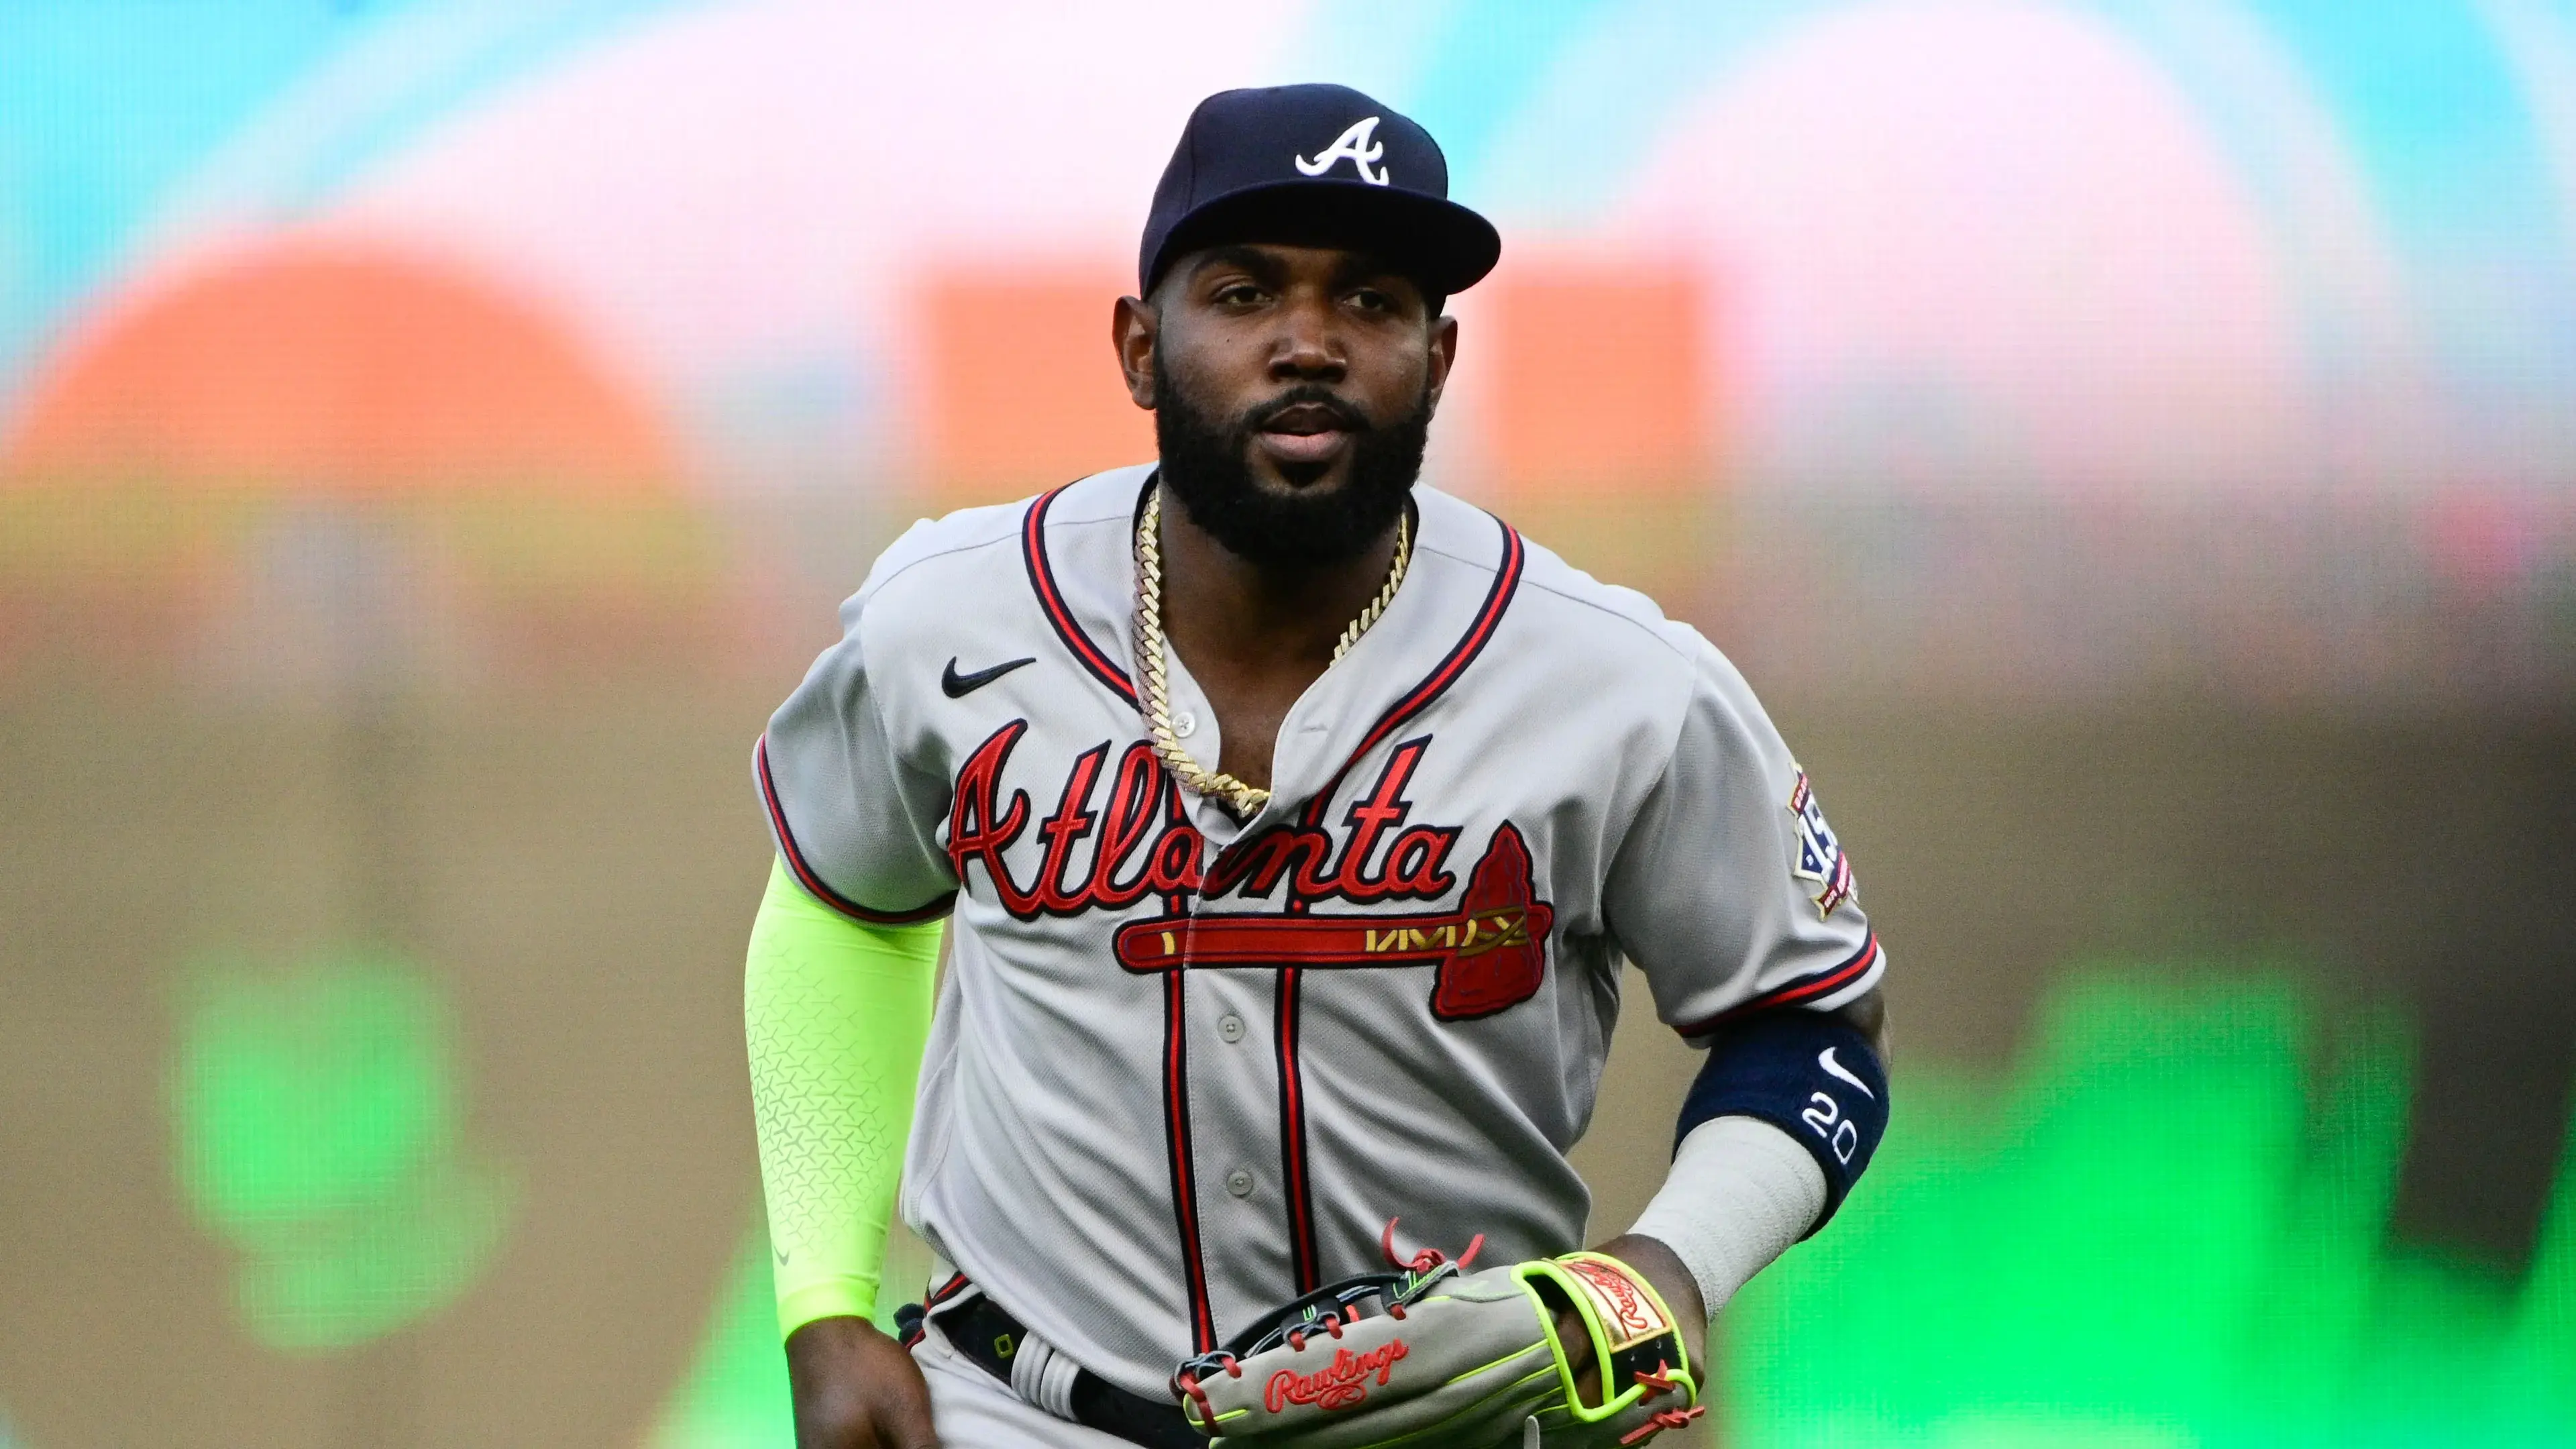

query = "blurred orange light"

[
  {"left": 917, "top": 265, "right": 1155, "bottom": 503},
  {"left": 4, "top": 241, "right": 678, "bottom": 494},
  {"left": 1487, "top": 260, "right": 1713, "bottom": 498}
]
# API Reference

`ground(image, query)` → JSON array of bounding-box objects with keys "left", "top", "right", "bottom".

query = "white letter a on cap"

[{"left": 1296, "top": 116, "right": 1390, "bottom": 184}]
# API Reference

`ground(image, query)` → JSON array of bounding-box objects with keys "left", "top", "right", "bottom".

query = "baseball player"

[{"left": 747, "top": 84, "right": 1890, "bottom": 1449}]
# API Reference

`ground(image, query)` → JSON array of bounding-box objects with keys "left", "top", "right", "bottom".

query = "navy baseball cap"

[{"left": 1139, "top": 84, "right": 1501, "bottom": 300}]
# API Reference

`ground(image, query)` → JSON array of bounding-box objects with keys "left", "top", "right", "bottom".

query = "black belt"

[{"left": 903, "top": 1291, "right": 1203, "bottom": 1449}]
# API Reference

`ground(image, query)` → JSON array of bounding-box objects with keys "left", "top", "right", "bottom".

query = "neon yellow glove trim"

[
  {"left": 1517, "top": 1252, "right": 1699, "bottom": 1424},
  {"left": 745, "top": 857, "right": 943, "bottom": 1342}
]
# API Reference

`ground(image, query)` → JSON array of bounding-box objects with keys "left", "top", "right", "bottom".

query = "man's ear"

[
  {"left": 1113, "top": 294, "right": 1159, "bottom": 409},
  {"left": 1423, "top": 313, "right": 1460, "bottom": 418}
]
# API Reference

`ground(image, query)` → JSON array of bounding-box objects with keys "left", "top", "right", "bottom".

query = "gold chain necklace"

[{"left": 1134, "top": 486, "right": 1412, "bottom": 818}]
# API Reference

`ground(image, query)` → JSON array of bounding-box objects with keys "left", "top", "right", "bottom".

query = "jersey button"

[
  {"left": 1173, "top": 710, "right": 1199, "bottom": 739},
  {"left": 1225, "top": 1169, "right": 1255, "bottom": 1198},
  {"left": 1218, "top": 1013, "right": 1246, "bottom": 1043}
]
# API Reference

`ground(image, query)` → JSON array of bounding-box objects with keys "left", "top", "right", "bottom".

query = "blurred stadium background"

[{"left": 1, "top": 2, "right": 2572, "bottom": 1445}]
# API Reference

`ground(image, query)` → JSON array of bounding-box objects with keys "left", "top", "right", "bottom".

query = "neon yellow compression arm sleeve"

[{"left": 744, "top": 857, "right": 944, "bottom": 1341}]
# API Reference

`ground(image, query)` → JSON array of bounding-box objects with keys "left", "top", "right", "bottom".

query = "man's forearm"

[
  {"left": 746, "top": 857, "right": 944, "bottom": 1339},
  {"left": 1624, "top": 1115, "right": 1829, "bottom": 1324},
  {"left": 1621, "top": 986, "right": 1892, "bottom": 1334}
]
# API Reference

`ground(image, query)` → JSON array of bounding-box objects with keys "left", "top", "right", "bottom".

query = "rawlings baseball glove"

[{"left": 1170, "top": 1223, "right": 1703, "bottom": 1448}]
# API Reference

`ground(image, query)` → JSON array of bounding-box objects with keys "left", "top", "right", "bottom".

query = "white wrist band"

[{"left": 1626, "top": 1115, "right": 1828, "bottom": 1322}]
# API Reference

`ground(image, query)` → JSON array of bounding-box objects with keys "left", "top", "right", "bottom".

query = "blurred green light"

[
  {"left": 1729, "top": 967, "right": 2576, "bottom": 1448},
  {"left": 649, "top": 1229, "right": 800, "bottom": 1449},
  {"left": 170, "top": 952, "right": 515, "bottom": 1354}
]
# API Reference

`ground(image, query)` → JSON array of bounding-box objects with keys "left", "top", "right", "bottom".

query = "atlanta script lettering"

[
  {"left": 947, "top": 722, "right": 1462, "bottom": 916},
  {"left": 948, "top": 722, "right": 1557, "bottom": 1018}
]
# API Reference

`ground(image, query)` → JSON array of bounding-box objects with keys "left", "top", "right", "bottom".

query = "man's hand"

[
  {"left": 1556, "top": 1234, "right": 1708, "bottom": 1403},
  {"left": 784, "top": 1316, "right": 939, "bottom": 1449}
]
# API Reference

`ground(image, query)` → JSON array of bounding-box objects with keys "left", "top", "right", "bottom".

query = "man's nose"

[{"left": 1269, "top": 296, "right": 1346, "bottom": 381}]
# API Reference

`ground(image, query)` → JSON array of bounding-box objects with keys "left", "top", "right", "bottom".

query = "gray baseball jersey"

[{"left": 757, "top": 464, "right": 1882, "bottom": 1398}]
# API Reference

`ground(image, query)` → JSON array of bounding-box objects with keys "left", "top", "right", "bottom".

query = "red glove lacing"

[
  {"left": 1378, "top": 1217, "right": 1483, "bottom": 1320},
  {"left": 1615, "top": 1360, "right": 1706, "bottom": 1445}
]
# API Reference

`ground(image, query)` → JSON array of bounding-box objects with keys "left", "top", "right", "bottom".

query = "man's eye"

[
  {"left": 1347, "top": 288, "right": 1395, "bottom": 312},
  {"left": 1215, "top": 284, "right": 1265, "bottom": 306}
]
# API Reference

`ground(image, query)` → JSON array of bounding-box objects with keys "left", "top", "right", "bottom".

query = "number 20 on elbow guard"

[{"left": 1801, "top": 1093, "right": 1861, "bottom": 1165}]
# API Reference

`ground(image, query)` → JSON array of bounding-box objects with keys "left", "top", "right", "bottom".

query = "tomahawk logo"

[{"left": 1295, "top": 116, "right": 1389, "bottom": 184}]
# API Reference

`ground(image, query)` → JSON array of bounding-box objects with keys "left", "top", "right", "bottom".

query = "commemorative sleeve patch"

[{"left": 1787, "top": 767, "right": 1856, "bottom": 920}]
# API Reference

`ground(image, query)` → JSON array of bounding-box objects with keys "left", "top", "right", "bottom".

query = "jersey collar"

[{"left": 1018, "top": 466, "right": 1527, "bottom": 839}]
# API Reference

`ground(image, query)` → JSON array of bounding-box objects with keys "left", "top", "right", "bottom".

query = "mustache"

[{"left": 1241, "top": 385, "right": 1371, "bottom": 435}]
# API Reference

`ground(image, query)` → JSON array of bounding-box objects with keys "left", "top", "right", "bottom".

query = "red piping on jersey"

[
  {"left": 1148, "top": 779, "right": 1218, "bottom": 1354},
  {"left": 1673, "top": 933, "right": 1882, "bottom": 1037},
  {"left": 1275, "top": 967, "right": 1320, "bottom": 1292},
  {"left": 1022, "top": 483, "right": 1140, "bottom": 707},
  {"left": 1299, "top": 514, "right": 1527, "bottom": 828},
  {"left": 1163, "top": 963, "right": 1220, "bottom": 1353},
  {"left": 1273, "top": 510, "right": 1527, "bottom": 1297},
  {"left": 755, "top": 734, "right": 955, "bottom": 924}
]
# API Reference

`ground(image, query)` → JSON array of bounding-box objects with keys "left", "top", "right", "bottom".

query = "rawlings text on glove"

[{"left": 1171, "top": 1224, "right": 1704, "bottom": 1448}]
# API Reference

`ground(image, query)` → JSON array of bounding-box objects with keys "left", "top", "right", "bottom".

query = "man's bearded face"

[{"left": 1152, "top": 347, "right": 1432, "bottom": 570}]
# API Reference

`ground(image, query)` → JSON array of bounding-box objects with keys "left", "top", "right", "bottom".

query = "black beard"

[{"left": 1152, "top": 352, "right": 1430, "bottom": 570}]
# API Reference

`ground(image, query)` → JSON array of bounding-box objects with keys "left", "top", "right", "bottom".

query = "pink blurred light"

[
  {"left": 1610, "top": 0, "right": 2308, "bottom": 497},
  {"left": 314, "top": 0, "right": 1314, "bottom": 470}
]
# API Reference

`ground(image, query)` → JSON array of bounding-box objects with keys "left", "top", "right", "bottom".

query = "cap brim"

[{"left": 1146, "top": 180, "right": 1501, "bottom": 299}]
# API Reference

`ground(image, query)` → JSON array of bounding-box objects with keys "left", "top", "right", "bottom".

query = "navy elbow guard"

[{"left": 1676, "top": 1008, "right": 1889, "bottom": 1232}]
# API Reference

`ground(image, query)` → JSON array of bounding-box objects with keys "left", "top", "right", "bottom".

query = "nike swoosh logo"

[
  {"left": 1819, "top": 1046, "right": 1876, "bottom": 1099},
  {"left": 774, "top": 1246, "right": 790, "bottom": 1265},
  {"left": 942, "top": 655, "right": 1034, "bottom": 698}
]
